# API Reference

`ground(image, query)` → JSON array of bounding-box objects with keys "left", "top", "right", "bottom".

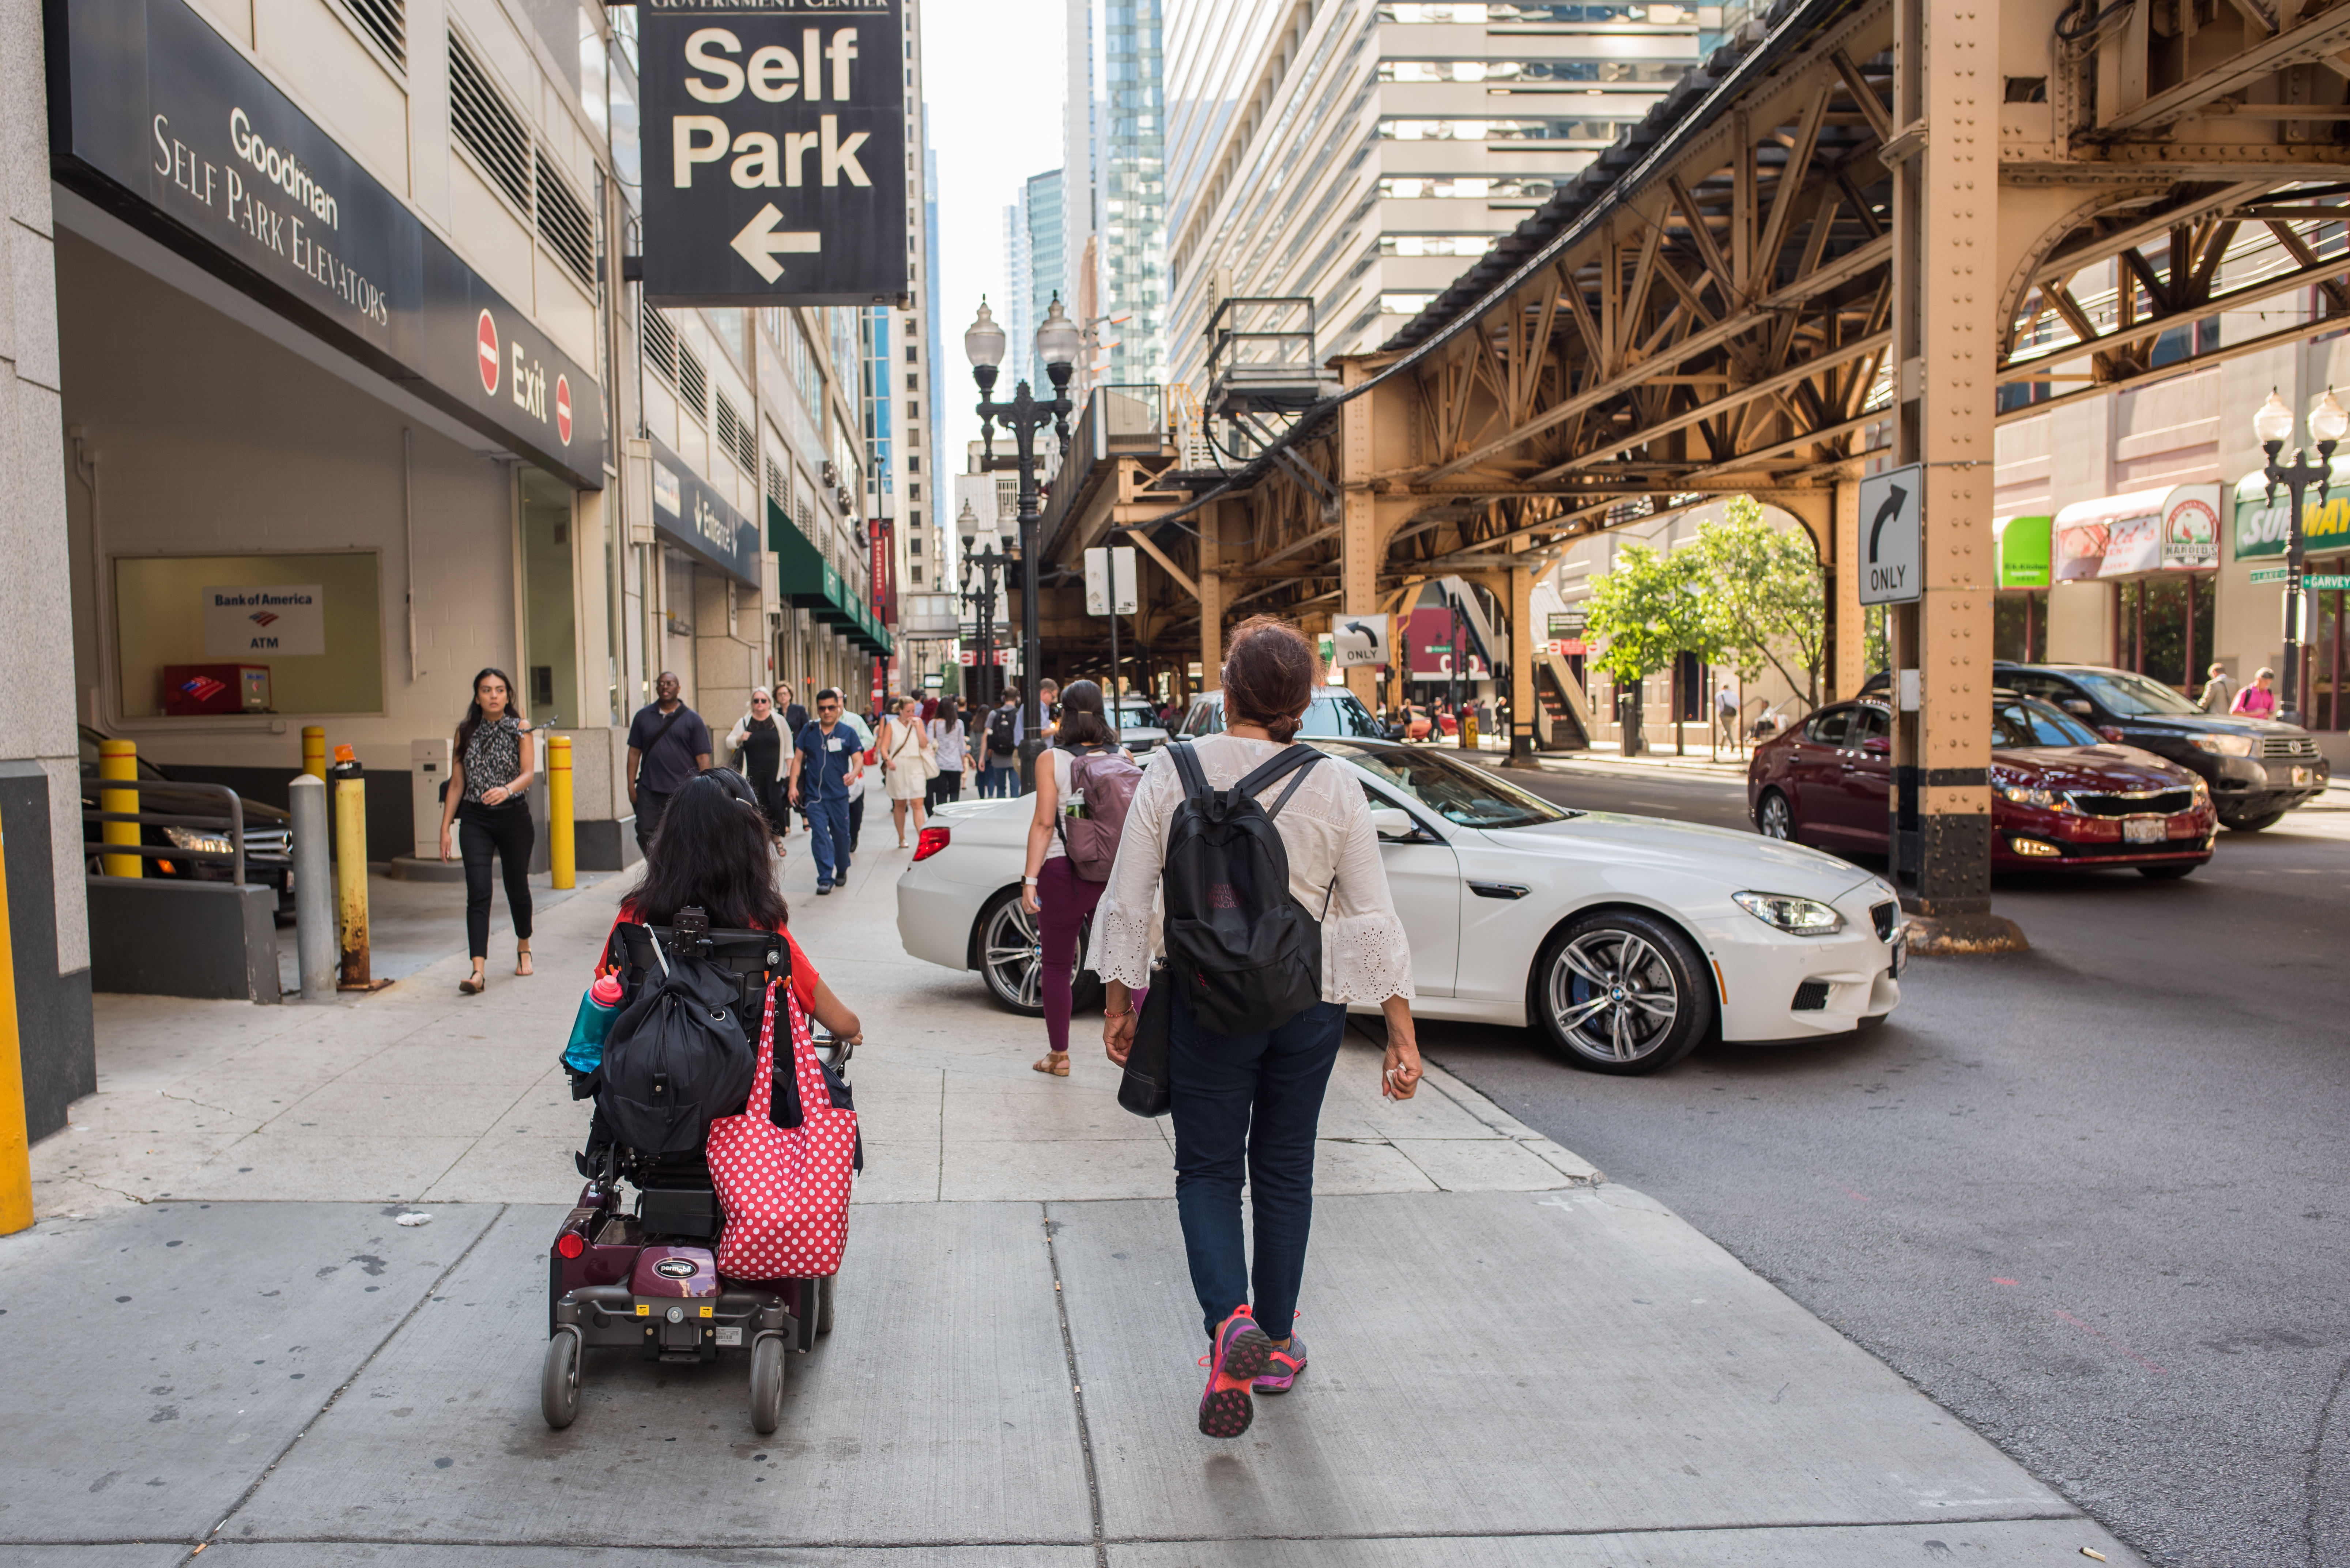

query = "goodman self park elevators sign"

[{"left": 641, "top": 0, "right": 906, "bottom": 306}]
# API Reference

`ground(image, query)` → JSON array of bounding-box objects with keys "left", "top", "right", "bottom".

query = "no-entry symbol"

[
  {"left": 555, "top": 376, "right": 573, "bottom": 445},
  {"left": 1857, "top": 464, "right": 1923, "bottom": 606},
  {"left": 475, "top": 309, "right": 499, "bottom": 396}
]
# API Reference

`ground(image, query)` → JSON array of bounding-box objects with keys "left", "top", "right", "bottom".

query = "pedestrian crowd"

[{"left": 586, "top": 616, "right": 1419, "bottom": 1442}]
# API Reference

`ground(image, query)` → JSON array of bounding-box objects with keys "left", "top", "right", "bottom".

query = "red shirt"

[{"left": 605, "top": 907, "right": 819, "bottom": 1018}]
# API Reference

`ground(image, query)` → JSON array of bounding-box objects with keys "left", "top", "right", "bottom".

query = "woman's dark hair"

[
  {"left": 626, "top": 769, "right": 788, "bottom": 930},
  {"left": 1054, "top": 679, "right": 1114, "bottom": 750},
  {"left": 456, "top": 668, "right": 522, "bottom": 755},
  {"left": 1222, "top": 617, "right": 1321, "bottom": 743},
  {"left": 936, "top": 695, "right": 959, "bottom": 729}
]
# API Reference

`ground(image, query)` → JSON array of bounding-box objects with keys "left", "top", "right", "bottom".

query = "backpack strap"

[
  {"left": 1234, "top": 745, "right": 1321, "bottom": 817},
  {"left": 1166, "top": 738, "right": 1212, "bottom": 802}
]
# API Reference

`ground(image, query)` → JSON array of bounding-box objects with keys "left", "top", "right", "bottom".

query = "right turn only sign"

[{"left": 1857, "top": 464, "right": 1923, "bottom": 605}]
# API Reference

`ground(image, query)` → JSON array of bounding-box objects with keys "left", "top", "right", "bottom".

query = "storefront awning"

[
  {"left": 650, "top": 439, "right": 761, "bottom": 586},
  {"left": 2052, "top": 484, "right": 2221, "bottom": 580},
  {"left": 1995, "top": 515, "right": 2051, "bottom": 588},
  {"left": 770, "top": 499, "right": 869, "bottom": 641},
  {"left": 2233, "top": 460, "right": 2350, "bottom": 561}
]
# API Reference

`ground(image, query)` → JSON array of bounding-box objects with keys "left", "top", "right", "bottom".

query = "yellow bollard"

[
  {"left": 0, "top": 824, "right": 30, "bottom": 1235},
  {"left": 329, "top": 745, "right": 381, "bottom": 991},
  {"left": 99, "top": 738, "right": 141, "bottom": 879},
  {"left": 302, "top": 725, "right": 327, "bottom": 781},
  {"left": 1462, "top": 710, "right": 1479, "bottom": 751},
  {"left": 548, "top": 734, "right": 575, "bottom": 890}
]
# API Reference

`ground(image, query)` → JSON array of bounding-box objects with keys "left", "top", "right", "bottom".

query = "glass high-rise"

[
  {"left": 1163, "top": 0, "right": 1738, "bottom": 390},
  {"left": 1100, "top": 0, "right": 1168, "bottom": 384}
]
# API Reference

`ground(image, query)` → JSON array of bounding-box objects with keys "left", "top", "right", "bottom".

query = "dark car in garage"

[{"left": 1749, "top": 692, "right": 2218, "bottom": 878}]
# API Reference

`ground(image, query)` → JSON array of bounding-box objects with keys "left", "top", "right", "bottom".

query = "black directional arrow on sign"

[{"left": 1868, "top": 484, "right": 1908, "bottom": 563}]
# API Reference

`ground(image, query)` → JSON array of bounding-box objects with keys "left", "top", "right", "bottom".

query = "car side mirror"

[
  {"left": 2062, "top": 700, "right": 2094, "bottom": 717},
  {"left": 2096, "top": 725, "right": 2125, "bottom": 744},
  {"left": 1369, "top": 806, "right": 1420, "bottom": 842}
]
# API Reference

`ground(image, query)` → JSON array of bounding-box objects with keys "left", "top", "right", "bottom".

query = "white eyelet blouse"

[{"left": 1085, "top": 734, "right": 1415, "bottom": 1005}]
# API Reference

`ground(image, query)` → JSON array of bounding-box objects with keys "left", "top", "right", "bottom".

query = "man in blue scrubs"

[{"left": 787, "top": 688, "right": 861, "bottom": 893}]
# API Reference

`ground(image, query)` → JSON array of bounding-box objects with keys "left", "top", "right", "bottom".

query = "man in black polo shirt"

[{"left": 626, "top": 670, "right": 712, "bottom": 854}]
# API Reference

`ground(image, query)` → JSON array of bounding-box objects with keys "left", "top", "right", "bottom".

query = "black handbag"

[{"left": 1116, "top": 975, "right": 1174, "bottom": 1118}]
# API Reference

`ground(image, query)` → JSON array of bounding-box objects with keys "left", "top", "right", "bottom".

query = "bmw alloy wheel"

[
  {"left": 979, "top": 891, "right": 1044, "bottom": 1015},
  {"left": 1534, "top": 911, "right": 1712, "bottom": 1074}
]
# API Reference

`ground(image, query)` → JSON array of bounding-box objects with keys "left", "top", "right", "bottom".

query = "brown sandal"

[
  {"left": 515, "top": 949, "right": 535, "bottom": 977},
  {"left": 460, "top": 972, "right": 485, "bottom": 995},
  {"left": 1033, "top": 1053, "right": 1070, "bottom": 1077}
]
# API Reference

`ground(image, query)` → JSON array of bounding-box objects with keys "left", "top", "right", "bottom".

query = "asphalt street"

[{"left": 1429, "top": 751, "right": 2350, "bottom": 1568}]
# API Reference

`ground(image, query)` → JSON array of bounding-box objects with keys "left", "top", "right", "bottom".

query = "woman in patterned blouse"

[{"left": 438, "top": 667, "right": 537, "bottom": 995}]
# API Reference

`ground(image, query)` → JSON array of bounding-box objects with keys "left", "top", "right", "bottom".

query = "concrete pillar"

[
  {"left": 1890, "top": 0, "right": 2021, "bottom": 948},
  {"left": 1339, "top": 373, "right": 1379, "bottom": 710}
]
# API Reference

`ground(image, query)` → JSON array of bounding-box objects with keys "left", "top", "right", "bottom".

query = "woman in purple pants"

[{"left": 1019, "top": 681, "right": 1124, "bottom": 1076}]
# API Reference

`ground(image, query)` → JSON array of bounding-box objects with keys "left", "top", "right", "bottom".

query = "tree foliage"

[
  {"left": 1689, "top": 498, "right": 1827, "bottom": 706},
  {"left": 1583, "top": 541, "right": 1717, "bottom": 688}
]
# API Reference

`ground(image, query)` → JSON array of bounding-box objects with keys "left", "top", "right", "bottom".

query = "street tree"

[
  {"left": 1690, "top": 498, "right": 1831, "bottom": 708},
  {"left": 1584, "top": 540, "right": 1719, "bottom": 748}
]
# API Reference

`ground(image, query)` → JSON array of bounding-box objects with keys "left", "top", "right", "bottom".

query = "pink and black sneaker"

[
  {"left": 1252, "top": 1335, "right": 1307, "bottom": 1395},
  {"left": 1197, "top": 1306, "right": 1275, "bottom": 1438}
]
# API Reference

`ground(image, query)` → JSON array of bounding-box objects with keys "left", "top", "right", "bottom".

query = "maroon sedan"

[{"left": 1747, "top": 692, "right": 2217, "bottom": 879}]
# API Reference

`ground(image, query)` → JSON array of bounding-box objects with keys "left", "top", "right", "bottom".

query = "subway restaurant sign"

[{"left": 2233, "top": 461, "right": 2350, "bottom": 559}]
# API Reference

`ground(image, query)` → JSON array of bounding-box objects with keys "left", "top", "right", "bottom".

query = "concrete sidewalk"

[{"left": 6, "top": 787, "right": 2143, "bottom": 1564}]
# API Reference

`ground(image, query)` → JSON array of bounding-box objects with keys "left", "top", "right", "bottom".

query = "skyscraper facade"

[
  {"left": 1163, "top": 0, "right": 1735, "bottom": 391},
  {"left": 1026, "top": 169, "right": 1067, "bottom": 362},
  {"left": 1100, "top": 0, "right": 1169, "bottom": 384},
  {"left": 1002, "top": 197, "right": 1037, "bottom": 390}
]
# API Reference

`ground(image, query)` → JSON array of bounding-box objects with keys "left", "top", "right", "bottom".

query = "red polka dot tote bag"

[{"left": 707, "top": 982, "right": 856, "bottom": 1281}]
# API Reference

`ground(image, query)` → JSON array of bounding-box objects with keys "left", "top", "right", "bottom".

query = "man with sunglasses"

[{"left": 787, "top": 688, "right": 861, "bottom": 893}]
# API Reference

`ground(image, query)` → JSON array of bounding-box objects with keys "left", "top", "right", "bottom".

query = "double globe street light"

[
  {"left": 2253, "top": 387, "right": 2349, "bottom": 725},
  {"left": 956, "top": 497, "right": 1015, "bottom": 712},
  {"left": 965, "top": 295, "right": 1083, "bottom": 784}
]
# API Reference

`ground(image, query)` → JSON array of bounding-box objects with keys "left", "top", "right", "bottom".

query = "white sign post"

[
  {"left": 1330, "top": 613, "right": 1391, "bottom": 669},
  {"left": 1857, "top": 465, "right": 1923, "bottom": 606},
  {"left": 1084, "top": 545, "right": 1139, "bottom": 704}
]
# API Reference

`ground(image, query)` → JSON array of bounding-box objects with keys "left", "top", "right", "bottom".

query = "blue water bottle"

[{"left": 562, "top": 974, "right": 626, "bottom": 1072}]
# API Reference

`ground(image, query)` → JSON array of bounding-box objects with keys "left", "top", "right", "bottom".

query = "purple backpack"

[{"left": 1058, "top": 747, "right": 1145, "bottom": 883}]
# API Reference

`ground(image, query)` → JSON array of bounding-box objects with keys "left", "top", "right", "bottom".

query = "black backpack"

[
  {"left": 1161, "top": 741, "right": 1329, "bottom": 1037},
  {"left": 593, "top": 911, "right": 770, "bottom": 1155},
  {"left": 987, "top": 704, "right": 1017, "bottom": 755}
]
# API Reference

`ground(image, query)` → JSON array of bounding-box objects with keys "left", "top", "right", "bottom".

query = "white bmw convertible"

[{"left": 894, "top": 739, "right": 1905, "bottom": 1074}]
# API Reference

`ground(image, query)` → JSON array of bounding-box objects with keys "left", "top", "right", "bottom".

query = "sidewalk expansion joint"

[
  {"left": 177, "top": 1202, "right": 510, "bottom": 1566},
  {"left": 1042, "top": 1204, "right": 1110, "bottom": 1568}
]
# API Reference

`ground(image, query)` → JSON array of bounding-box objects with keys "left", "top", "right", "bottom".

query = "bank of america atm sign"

[{"left": 641, "top": 0, "right": 906, "bottom": 307}]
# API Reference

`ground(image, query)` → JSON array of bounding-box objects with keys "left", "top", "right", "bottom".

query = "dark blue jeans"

[
  {"left": 807, "top": 794, "right": 852, "bottom": 885},
  {"left": 1168, "top": 991, "right": 1347, "bottom": 1343}
]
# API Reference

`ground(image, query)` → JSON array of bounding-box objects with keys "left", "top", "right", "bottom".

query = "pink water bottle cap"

[{"left": 590, "top": 975, "right": 623, "bottom": 1006}]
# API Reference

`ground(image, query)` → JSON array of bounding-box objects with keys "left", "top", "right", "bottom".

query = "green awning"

[
  {"left": 770, "top": 499, "right": 874, "bottom": 637},
  {"left": 1996, "top": 515, "right": 2051, "bottom": 587}
]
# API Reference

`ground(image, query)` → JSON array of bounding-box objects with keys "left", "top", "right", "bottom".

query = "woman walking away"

[
  {"left": 439, "top": 667, "right": 537, "bottom": 995},
  {"left": 1093, "top": 619, "right": 1422, "bottom": 1437},
  {"left": 1019, "top": 681, "right": 1137, "bottom": 1077},
  {"left": 881, "top": 695, "right": 936, "bottom": 848},
  {"left": 927, "top": 696, "right": 969, "bottom": 808},
  {"left": 727, "top": 687, "right": 791, "bottom": 847}
]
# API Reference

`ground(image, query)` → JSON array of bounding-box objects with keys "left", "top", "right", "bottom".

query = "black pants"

[
  {"left": 458, "top": 800, "right": 534, "bottom": 960},
  {"left": 926, "top": 769, "right": 963, "bottom": 809},
  {"left": 635, "top": 788, "right": 672, "bottom": 855}
]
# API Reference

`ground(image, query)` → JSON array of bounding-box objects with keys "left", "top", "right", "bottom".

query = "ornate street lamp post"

[
  {"left": 2255, "top": 388, "right": 2349, "bottom": 725},
  {"left": 958, "top": 498, "right": 1014, "bottom": 712},
  {"left": 965, "top": 295, "right": 1081, "bottom": 786}
]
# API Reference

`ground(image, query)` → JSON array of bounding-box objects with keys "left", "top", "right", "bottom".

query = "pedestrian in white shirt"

[{"left": 1092, "top": 616, "right": 1423, "bottom": 1440}]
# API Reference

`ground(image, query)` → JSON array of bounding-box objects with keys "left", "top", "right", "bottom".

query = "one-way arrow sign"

[
  {"left": 1857, "top": 464, "right": 1923, "bottom": 606},
  {"left": 731, "top": 204, "right": 821, "bottom": 284}
]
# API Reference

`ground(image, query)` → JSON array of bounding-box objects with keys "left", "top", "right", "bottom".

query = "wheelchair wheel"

[
  {"left": 541, "top": 1329, "right": 581, "bottom": 1430},
  {"left": 816, "top": 1274, "right": 836, "bottom": 1336},
  {"left": 749, "top": 1335, "right": 786, "bottom": 1434}
]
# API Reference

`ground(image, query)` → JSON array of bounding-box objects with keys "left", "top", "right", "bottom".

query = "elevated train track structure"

[{"left": 1069, "top": 0, "right": 2350, "bottom": 936}]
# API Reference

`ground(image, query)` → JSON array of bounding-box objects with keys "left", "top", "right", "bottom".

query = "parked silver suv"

[{"left": 1175, "top": 688, "right": 1389, "bottom": 741}]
